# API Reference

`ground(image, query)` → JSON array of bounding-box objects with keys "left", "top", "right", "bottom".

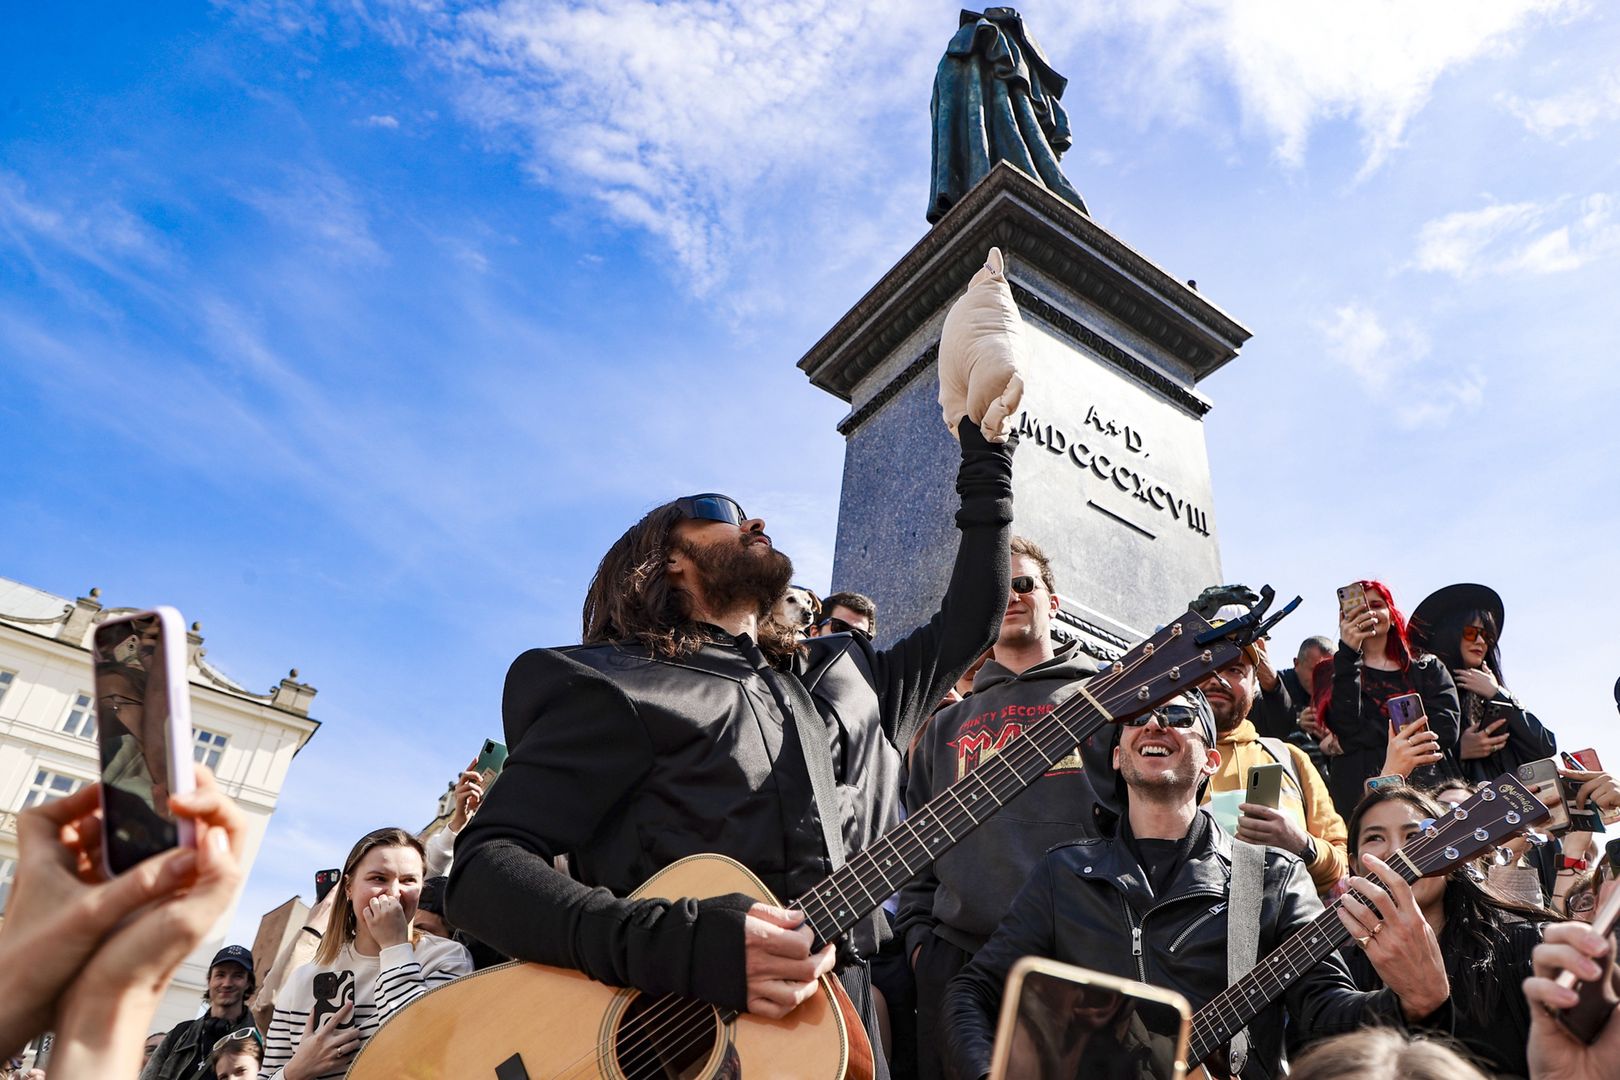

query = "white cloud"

[
  {"left": 365, "top": 113, "right": 401, "bottom": 128},
  {"left": 380, "top": 0, "right": 948, "bottom": 291},
  {"left": 1413, "top": 193, "right": 1620, "bottom": 277},
  {"left": 1499, "top": 69, "right": 1620, "bottom": 140},
  {"left": 1068, "top": 0, "right": 1576, "bottom": 177},
  {"left": 1320, "top": 302, "right": 1484, "bottom": 428},
  {"left": 236, "top": 166, "right": 385, "bottom": 264}
]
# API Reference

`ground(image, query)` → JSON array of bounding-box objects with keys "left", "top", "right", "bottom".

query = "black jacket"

[
  {"left": 139, "top": 1011, "right": 249, "bottom": 1080},
  {"left": 942, "top": 811, "right": 1408, "bottom": 1080},
  {"left": 446, "top": 425, "right": 1016, "bottom": 1012},
  {"left": 1324, "top": 646, "right": 1461, "bottom": 820},
  {"left": 1457, "top": 690, "right": 1557, "bottom": 784}
]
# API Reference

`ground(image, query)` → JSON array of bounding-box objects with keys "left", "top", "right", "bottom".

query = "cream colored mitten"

[{"left": 937, "top": 246, "right": 1027, "bottom": 443}]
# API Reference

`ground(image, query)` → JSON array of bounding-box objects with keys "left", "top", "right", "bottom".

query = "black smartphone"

[
  {"left": 311, "top": 969, "right": 356, "bottom": 1030},
  {"left": 93, "top": 607, "right": 195, "bottom": 875},
  {"left": 314, "top": 868, "right": 341, "bottom": 904}
]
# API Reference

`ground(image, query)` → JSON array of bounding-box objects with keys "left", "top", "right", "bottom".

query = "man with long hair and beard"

[{"left": 446, "top": 419, "right": 1018, "bottom": 1078}]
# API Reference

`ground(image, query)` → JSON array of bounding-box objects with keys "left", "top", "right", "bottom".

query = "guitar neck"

[
  {"left": 1186, "top": 865, "right": 1417, "bottom": 1065},
  {"left": 794, "top": 687, "right": 1109, "bottom": 945}
]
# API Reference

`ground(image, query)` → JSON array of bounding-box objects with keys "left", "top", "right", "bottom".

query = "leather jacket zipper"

[
  {"left": 1168, "top": 902, "right": 1227, "bottom": 953},
  {"left": 1120, "top": 894, "right": 1147, "bottom": 982}
]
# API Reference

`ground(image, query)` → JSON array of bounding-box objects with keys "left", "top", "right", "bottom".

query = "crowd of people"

[{"left": 1, "top": 288, "right": 1617, "bottom": 1080}]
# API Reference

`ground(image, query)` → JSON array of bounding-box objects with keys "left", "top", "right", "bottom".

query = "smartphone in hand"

[
  {"left": 1246, "top": 762, "right": 1284, "bottom": 809},
  {"left": 473, "top": 738, "right": 509, "bottom": 787},
  {"left": 1554, "top": 883, "right": 1620, "bottom": 1043},
  {"left": 315, "top": 868, "right": 342, "bottom": 904},
  {"left": 1387, "top": 692, "right": 1425, "bottom": 734},
  {"left": 93, "top": 607, "right": 196, "bottom": 875},
  {"left": 1336, "top": 583, "right": 1368, "bottom": 620}
]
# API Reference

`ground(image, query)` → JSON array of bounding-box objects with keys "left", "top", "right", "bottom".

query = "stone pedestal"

[{"left": 798, "top": 163, "right": 1250, "bottom": 660}]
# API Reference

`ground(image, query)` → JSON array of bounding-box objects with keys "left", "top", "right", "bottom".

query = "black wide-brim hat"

[{"left": 1409, "top": 583, "right": 1505, "bottom": 649}]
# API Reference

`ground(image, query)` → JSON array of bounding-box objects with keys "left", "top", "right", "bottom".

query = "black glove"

[{"left": 1189, "top": 584, "right": 1262, "bottom": 620}]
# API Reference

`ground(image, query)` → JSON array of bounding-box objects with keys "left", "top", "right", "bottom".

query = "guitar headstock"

[
  {"left": 1403, "top": 772, "right": 1552, "bottom": 878},
  {"left": 1091, "top": 586, "right": 1302, "bottom": 722}
]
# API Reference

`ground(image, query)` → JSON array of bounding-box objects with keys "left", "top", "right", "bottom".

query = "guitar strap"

[
  {"left": 1226, "top": 837, "right": 1265, "bottom": 1076},
  {"left": 753, "top": 653, "right": 846, "bottom": 876}
]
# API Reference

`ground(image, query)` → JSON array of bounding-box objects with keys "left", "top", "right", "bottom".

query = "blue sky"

[{"left": 4, "top": 1, "right": 1618, "bottom": 944}]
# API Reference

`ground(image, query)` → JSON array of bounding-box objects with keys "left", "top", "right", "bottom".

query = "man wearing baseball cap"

[{"left": 140, "top": 945, "right": 257, "bottom": 1080}]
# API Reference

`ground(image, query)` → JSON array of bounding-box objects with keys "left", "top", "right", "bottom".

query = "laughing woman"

[{"left": 261, "top": 828, "right": 472, "bottom": 1080}]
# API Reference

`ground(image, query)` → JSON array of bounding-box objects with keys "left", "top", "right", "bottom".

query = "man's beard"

[
  {"left": 678, "top": 536, "right": 794, "bottom": 618},
  {"left": 1119, "top": 747, "right": 1204, "bottom": 798}
]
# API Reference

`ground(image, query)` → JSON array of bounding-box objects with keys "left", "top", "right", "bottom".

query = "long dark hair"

[
  {"left": 580, "top": 500, "right": 799, "bottom": 665},
  {"left": 1425, "top": 607, "right": 1505, "bottom": 685},
  {"left": 1346, "top": 784, "right": 1557, "bottom": 1023}
]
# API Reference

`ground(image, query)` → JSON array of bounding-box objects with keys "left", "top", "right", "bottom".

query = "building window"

[
  {"left": 194, "top": 729, "right": 228, "bottom": 770},
  {"left": 21, "top": 769, "right": 84, "bottom": 811},
  {"left": 0, "top": 857, "right": 16, "bottom": 916},
  {"left": 61, "top": 692, "right": 97, "bottom": 740},
  {"left": 0, "top": 668, "right": 15, "bottom": 708}
]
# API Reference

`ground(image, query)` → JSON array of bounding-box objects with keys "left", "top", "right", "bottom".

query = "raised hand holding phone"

[
  {"left": 1381, "top": 714, "right": 1444, "bottom": 778},
  {"left": 92, "top": 607, "right": 196, "bottom": 874}
]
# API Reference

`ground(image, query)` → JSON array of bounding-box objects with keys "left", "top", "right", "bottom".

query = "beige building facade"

[{"left": 0, "top": 575, "right": 319, "bottom": 1033}]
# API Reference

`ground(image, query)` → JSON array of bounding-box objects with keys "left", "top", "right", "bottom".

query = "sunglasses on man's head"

[
  {"left": 211, "top": 1027, "right": 264, "bottom": 1053},
  {"left": 1010, "top": 575, "right": 1039, "bottom": 594},
  {"left": 1120, "top": 704, "right": 1202, "bottom": 730},
  {"left": 674, "top": 493, "right": 746, "bottom": 527}
]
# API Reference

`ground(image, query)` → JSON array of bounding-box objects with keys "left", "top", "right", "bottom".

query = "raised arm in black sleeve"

[
  {"left": 445, "top": 648, "right": 755, "bottom": 1009},
  {"left": 869, "top": 420, "right": 1016, "bottom": 751}
]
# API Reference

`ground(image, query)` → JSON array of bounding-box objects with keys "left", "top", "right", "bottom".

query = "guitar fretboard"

[{"left": 792, "top": 685, "right": 1111, "bottom": 945}]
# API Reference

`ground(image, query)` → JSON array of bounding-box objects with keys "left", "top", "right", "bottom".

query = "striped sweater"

[{"left": 260, "top": 933, "right": 473, "bottom": 1079}]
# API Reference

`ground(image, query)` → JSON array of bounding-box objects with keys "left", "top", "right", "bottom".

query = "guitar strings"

[
  {"left": 1187, "top": 795, "right": 1514, "bottom": 1058},
  {"left": 557, "top": 630, "right": 1197, "bottom": 1076},
  {"left": 574, "top": 636, "right": 1177, "bottom": 1075}
]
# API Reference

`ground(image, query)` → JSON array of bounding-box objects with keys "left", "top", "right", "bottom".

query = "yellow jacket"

[{"left": 1205, "top": 719, "right": 1349, "bottom": 892}]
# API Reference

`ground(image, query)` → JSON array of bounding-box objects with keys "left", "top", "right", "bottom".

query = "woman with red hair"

[{"left": 1316, "top": 580, "right": 1461, "bottom": 819}]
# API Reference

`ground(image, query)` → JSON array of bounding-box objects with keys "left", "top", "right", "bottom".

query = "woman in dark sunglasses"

[{"left": 1409, "top": 583, "right": 1556, "bottom": 784}]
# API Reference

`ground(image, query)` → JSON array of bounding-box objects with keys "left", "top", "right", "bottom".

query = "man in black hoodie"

[{"left": 896, "top": 535, "right": 1102, "bottom": 1080}]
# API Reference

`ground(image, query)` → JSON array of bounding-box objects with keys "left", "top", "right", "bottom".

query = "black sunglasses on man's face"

[
  {"left": 674, "top": 493, "right": 746, "bottom": 527},
  {"left": 1120, "top": 705, "right": 1201, "bottom": 730},
  {"left": 818, "top": 616, "right": 871, "bottom": 640},
  {"left": 1010, "top": 575, "right": 1039, "bottom": 594}
]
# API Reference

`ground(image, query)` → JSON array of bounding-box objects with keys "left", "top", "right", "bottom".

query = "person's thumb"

[
  {"left": 82, "top": 846, "right": 197, "bottom": 931},
  {"left": 747, "top": 903, "right": 807, "bottom": 931}
]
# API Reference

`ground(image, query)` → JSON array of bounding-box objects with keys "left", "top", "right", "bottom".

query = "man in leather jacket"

[
  {"left": 447, "top": 421, "right": 1016, "bottom": 1080},
  {"left": 943, "top": 691, "right": 1452, "bottom": 1080}
]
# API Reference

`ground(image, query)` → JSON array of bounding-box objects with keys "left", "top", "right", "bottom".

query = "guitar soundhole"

[{"left": 611, "top": 992, "right": 723, "bottom": 1080}]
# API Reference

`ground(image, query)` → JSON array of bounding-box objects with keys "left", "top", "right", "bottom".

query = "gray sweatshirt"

[{"left": 896, "top": 642, "right": 1103, "bottom": 957}]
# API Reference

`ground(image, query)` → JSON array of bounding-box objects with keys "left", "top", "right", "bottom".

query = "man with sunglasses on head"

[
  {"left": 139, "top": 946, "right": 257, "bottom": 1080},
  {"left": 448, "top": 413, "right": 1018, "bottom": 1077},
  {"left": 895, "top": 535, "right": 1102, "bottom": 1080},
  {"left": 943, "top": 691, "right": 1451, "bottom": 1080}
]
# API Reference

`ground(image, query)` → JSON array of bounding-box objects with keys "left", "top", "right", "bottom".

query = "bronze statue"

[{"left": 928, "top": 7, "right": 1088, "bottom": 223}]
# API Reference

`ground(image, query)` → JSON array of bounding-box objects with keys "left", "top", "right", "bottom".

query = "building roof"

[{"left": 0, "top": 574, "right": 317, "bottom": 718}]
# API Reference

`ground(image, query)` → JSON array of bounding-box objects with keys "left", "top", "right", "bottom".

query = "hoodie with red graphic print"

[{"left": 896, "top": 641, "right": 1103, "bottom": 958}]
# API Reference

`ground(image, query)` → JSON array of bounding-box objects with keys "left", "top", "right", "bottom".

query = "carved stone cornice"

[
  {"left": 798, "top": 162, "right": 1251, "bottom": 408},
  {"left": 1010, "top": 285, "right": 1211, "bottom": 417}
]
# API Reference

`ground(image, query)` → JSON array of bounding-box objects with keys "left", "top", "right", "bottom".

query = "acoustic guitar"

[
  {"left": 348, "top": 592, "right": 1299, "bottom": 1080},
  {"left": 1184, "top": 771, "right": 1550, "bottom": 1078}
]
